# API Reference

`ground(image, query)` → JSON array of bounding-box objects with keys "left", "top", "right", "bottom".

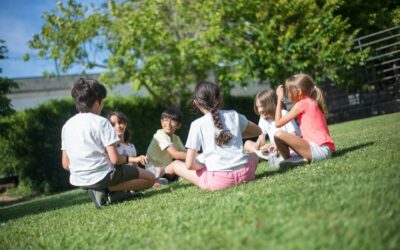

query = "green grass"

[{"left": 1, "top": 113, "right": 399, "bottom": 250}]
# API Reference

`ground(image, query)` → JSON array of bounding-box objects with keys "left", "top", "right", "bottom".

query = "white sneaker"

[
  {"left": 255, "top": 150, "right": 269, "bottom": 160},
  {"left": 279, "top": 156, "right": 308, "bottom": 168}
]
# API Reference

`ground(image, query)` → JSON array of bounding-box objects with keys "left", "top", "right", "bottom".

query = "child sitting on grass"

[
  {"left": 146, "top": 107, "right": 186, "bottom": 182},
  {"left": 61, "top": 78, "right": 155, "bottom": 209},
  {"left": 165, "top": 81, "right": 262, "bottom": 191},
  {"left": 274, "top": 73, "right": 336, "bottom": 167},
  {"left": 244, "top": 88, "right": 301, "bottom": 159},
  {"left": 108, "top": 111, "right": 148, "bottom": 167}
]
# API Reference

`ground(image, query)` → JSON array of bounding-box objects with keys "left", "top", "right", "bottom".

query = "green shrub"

[
  {"left": 0, "top": 95, "right": 255, "bottom": 195},
  {"left": 0, "top": 99, "right": 75, "bottom": 194}
]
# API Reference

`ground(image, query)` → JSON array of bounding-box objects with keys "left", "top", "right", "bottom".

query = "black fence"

[{"left": 323, "top": 26, "right": 400, "bottom": 124}]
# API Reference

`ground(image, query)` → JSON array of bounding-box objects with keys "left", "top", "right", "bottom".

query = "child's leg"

[
  {"left": 274, "top": 130, "right": 312, "bottom": 161},
  {"left": 108, "top": 167, "right": 156, "bottom": 192},
  {"left": 165, "top": 160, "right": 200, "bottom": 187},
  {"left": 244, "top": 140, "right": 258, "bottom": 153}
]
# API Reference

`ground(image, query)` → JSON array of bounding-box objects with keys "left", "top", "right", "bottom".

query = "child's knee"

[
  {"left": 244, "top": 140, "right": 252, "bottom": 149},
  {"left": 274, "top": 130, "right": 284, "bottom": 141}
]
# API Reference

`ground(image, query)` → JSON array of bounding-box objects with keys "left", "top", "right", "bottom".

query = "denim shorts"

[
  {"left": 84, "top": 164, "right": 139, "bottom": 190},
  {"left": 309, "top": 142, "right": 332, "bottom": 162}
]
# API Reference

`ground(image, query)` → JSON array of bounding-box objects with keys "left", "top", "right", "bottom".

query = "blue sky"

[{"left": 0, "top": 0, "right": 101, "bottom": 79}]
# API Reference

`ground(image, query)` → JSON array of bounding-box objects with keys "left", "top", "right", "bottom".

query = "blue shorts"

[{"left": 309, "top": 142, "right": 332, "bottom": 162}]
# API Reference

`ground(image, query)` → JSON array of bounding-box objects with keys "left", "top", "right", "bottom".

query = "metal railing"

[
  {"left": 324, "top": 26, "right": 400, "bottom": 123},
  {"left": 353, "top": 25, "right": 400, "bottom": 90}
]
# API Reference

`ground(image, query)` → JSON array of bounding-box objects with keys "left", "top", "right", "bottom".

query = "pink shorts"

[{"left": 196, "top": 153, "right": 259, "bottom": 191}]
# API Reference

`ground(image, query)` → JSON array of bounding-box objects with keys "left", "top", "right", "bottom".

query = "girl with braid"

[{"left": 165, "top": 81, "right": 262, "bottom": 190}]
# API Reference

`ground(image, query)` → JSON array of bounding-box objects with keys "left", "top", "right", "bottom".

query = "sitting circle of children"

[{"left": 61, "top": 74, "right": 335, "bottom": 209}]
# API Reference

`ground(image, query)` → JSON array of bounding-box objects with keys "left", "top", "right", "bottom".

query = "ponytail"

[
  {"left": 209, "top": 108, "right": 233, "bottom": 146},
  {"left": 287, "top": 73, "right": 329, "bottom": 115},
  {"left": 311, "top": 86, "right": 328, "bottom": 115}
]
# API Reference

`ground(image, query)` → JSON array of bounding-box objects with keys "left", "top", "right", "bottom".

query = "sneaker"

[
  {"left": 255, "top": 150, "right": 269, "bottom": 160},
  {"left": 162, "top": 173, "right": 180, "bottom": 182},
  {"left": 279, "top": 156, "right": 308, "bottom": 168},
  {"left": 87, "top": 189, "right": 108, "bottom": 209},
  {"left": 107, "top": 191, "right": 143, "bottom": 203},
  {"left": 152, "top": 178, "right": 169, "bottom": 188},
  {"left": 130, "top": 191, "right": 144, "bottom": 198}
]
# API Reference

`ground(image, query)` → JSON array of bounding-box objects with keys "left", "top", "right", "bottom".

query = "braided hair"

[{"left": 193, "top": 81, "right": 233, "bottom": 146}]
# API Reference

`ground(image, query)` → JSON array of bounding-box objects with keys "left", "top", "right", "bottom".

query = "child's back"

[
  {"left": 61, "top": 78, "right": 155, "bottom": 209},
  {"left": 164, "top": 81, "right": 262, "bottom": 191},
  {"left": 62, "top": 112, "right": 117, "bottom": 185},
  {"left": 294, "top": 96, "right": 334, "bottom": 151}
]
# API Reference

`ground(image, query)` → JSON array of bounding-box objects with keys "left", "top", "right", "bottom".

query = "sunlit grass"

[{"left": 1, "top": 113, "right": 399, "bottom": 250}]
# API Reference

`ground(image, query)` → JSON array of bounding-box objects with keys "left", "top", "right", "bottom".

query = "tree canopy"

[
  {"left": 0, "top": 39, "right": 18, "bottom": 117},
  {"left": 335, "top": 0, "right": 400, "bottom": 36},
  {"left": 26, "top": 0, "right": 366, "bottom": 106}
]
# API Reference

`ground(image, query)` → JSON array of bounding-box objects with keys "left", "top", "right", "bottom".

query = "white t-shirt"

[
  {"left": 117, "top": 143, "right": 137, "bottom": 157},
  {"left": 61, "top": 113, "right": 119, "bottom": 186},
  {"left": 185, "top": 110, "right": 249, "bottom": 171},
  {"left": 258, "top": 109, "right": 301, "bottom": 144}
]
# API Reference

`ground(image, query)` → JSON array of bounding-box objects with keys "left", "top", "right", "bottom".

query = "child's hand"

[
  {"left": 276, "top": 85, "right": 285, "bottom": 102},
  {"left": 260, "top": 143, "right": 277, "bottom": 153},
  {"left": 255, "top": 140, "right": 261, "bottom": 150},
  {"left": 137, "top": 155, "right": 148, "bottom": 165}
]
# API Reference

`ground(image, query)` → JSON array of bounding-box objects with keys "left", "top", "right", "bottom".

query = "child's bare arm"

[
  {"left": 131, "top": 155, "right": 148, "bottom": 165},
  {"left": 185, "top": 148, "right": 204, "bottom": 170},
  {"left": 242, "top": 121, "right": 262, "bottom": 139},
  {"left": 166, "top": 146, "right": 186, "bottom": 160},
  {"left": 255, "top": 133, "right": 266, "bottom": 149},
  {"left": 275, "top": 107, "right": 302, "bottom": 128},
  {"left": 275, "top": 85, "right": 302, "bottom": 128},
  {"left": 106, "top": 144, "right": 128, "bottom": 165},
  {"left": 61, "top": 150, "right": 70, "bottom": 171}
]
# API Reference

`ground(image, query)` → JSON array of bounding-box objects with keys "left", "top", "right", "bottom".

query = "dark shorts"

[{"left": 84, "top": 164, "right": 139, "bottom": 190}]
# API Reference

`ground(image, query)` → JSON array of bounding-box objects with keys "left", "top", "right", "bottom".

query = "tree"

[
  {"left": 0, "top": 39, "right": 18, "bottom": 117},
  {"left": 335, "top": 0, "right": 400, "bottom": 36},
  {"left": 26, "top": 0, "right": 364, "bottom": 106}
]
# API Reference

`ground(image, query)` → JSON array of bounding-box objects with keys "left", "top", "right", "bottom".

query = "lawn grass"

[{"left": 1, "top": 113, "right": 399, "bottom": 250}]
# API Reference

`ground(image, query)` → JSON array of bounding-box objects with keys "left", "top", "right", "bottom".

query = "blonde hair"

[
  {"left": 285, "top": 73, "right": 328, "bottom": 114},
  {"left": 253, "top": 88, "right": 276, "bottom": 117}
]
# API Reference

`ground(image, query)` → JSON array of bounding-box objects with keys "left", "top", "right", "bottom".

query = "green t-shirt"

[{"left": 146, "top": 129, "right": 185, "bottom": 167}]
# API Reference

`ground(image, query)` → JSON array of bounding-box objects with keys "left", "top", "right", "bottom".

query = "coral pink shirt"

[{"left": 293, "top": 97, "right": 336, "bottom": 151}]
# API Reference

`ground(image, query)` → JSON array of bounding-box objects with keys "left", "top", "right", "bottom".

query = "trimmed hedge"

[{"left": 0, "top": 95, "right": 255, "bottom": 194}]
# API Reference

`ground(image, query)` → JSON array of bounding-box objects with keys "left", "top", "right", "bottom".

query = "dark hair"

[
  {"left": 193, "top": 80, "right": 232, "bottom": 146},
  {"left": 107, "top": 111, "right": 130, "bottom": 142},
  {"left": 161, "top": 107, "right": 183, "bottom": 124},
  {"left": 71, "top": 78, "right": 107, "bottom": 112}
]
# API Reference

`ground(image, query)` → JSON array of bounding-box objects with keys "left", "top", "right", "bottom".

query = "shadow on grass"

[
  {"left": 254, "top": 141, "right": 375, "bottom": 180},
  {"left": 255, "top": 163, "right": 302, "bottom": 180},
  {"left": 0, "top": 190, "right": 88, "bottom": 222},
  {"left": 333, "top": 141, "right": 374, "bottom": 157},
  {"left": 0, "top": 182, "right": 194, "bottom": 223},
  {"left": 144, "top": 182, "right": 194, "bottom": 197}
]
